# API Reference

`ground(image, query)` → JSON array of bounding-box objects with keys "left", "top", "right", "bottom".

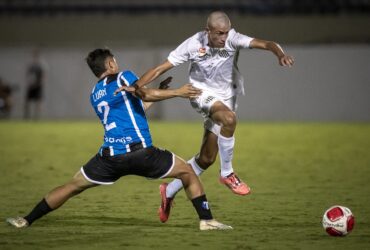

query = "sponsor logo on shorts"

[{"left": 205, "top": 96, "right": 215, "bottom": 104}]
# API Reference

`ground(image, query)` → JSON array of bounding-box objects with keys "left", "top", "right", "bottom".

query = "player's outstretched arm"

[
  {"left": 142, "top": 76, "right": 172, "bottom": 110},
  {"left": 114, "top": 60, "right": 174, "bottom": 95},
  {"left": 136, "top": 84, "right": 201, "bottom": 102},
  {"left": 250, "top": 38, "right": 294, "bottom": 67}
]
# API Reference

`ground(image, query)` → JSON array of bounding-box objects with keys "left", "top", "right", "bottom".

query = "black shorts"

[
  {"left": 81, "top": 146, "right": 174, "bottom": 185},
  {"left": 27, "top": 85, "right": 42, "bottom": 100}
]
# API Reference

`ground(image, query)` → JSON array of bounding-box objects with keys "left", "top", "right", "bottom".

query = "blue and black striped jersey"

[{"left": 90, "top": 70, "right": 152, "bottom": 156}]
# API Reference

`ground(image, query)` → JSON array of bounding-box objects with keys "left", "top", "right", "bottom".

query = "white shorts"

[{"left": 190, "top": 89, "right": 237, "bottom": 135}]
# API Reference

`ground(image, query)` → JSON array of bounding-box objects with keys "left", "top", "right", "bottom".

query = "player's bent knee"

[
  {"left": 221, "top": 112, "right": 236, "bottom": 127},
  {"left": 68, "top": 181, "right": 95, "bottom": 196},
  {"left": 69, "top": 171, "right": 97, "bottom": 193},
  {"left": 176, "top": 170, "right": 198, "bottom": 186},
  {"left": 167, "top": 156, "right": 194, "bottom": 178},
  {"left": 177, "top": 164, "right": 195, "bottom": 176}
]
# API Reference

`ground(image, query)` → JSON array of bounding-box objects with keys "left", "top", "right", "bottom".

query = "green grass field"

[{"left": 0, "top": 121, "right": 369, "bottom": 250}]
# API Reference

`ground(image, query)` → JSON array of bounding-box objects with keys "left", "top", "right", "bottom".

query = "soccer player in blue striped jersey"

[
  {"left": 90, "top": 70, "right": 153, "bottom": 158},
  {"left": 6, "top": 48, "right": 232, "bottom": 231}
]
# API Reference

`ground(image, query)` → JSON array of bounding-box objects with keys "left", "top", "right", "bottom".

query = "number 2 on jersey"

[{"left": 97, "top": 101, "right": 117, "bottom": 131}]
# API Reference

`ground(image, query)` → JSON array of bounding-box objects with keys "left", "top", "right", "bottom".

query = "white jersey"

[{"left": 168, "top": 28, "right": 254, "bottom": 99}]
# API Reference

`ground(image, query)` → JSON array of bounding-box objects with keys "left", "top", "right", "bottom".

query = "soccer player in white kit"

[{"left": 115, "top": 11, "right": 294, "bottom": 223}]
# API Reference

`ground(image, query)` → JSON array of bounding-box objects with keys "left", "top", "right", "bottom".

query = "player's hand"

[
  {"left": 159, "top": 76, "right": 172, "bottom": 90},
  {"left": 114, "top": 77, "right": 173, "bottom": 95},
  {"left": 114, "top": 85, "right": 136, "bottom": 95},
  {"left": 177, "top": 84, "right": 202, "bottom": 98},
  {"left": 279, "top": 55, "right": 294, "bottom": 67}
]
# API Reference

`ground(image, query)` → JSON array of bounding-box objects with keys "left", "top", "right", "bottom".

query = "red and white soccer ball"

[{"left": 322, "top": 205, "right": 355, "bottom": 236}]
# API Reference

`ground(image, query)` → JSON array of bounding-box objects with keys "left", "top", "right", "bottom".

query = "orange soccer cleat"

[{"left": 219, "top": 173, "right": 251, "bottom": 195}]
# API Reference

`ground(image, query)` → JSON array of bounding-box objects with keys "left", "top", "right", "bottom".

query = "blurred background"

[{"left": 0, "top": 0, "right": 369, "bottom": 121}]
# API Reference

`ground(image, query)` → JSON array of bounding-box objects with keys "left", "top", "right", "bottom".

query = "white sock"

[
  {"left": 218, "top": 134, "right": 235, "bottom": 177},
  {"left": 166, "top": 157, "right": 204, "bottom": 198}
]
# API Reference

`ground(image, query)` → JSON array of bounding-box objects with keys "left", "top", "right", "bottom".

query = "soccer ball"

[{"left": 322, "top": 205, "right": 355, "bottom": 236}]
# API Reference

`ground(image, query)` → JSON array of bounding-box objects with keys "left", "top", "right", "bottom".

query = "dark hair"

[{"left": 86, "top": 48, "right": 114, "bottom": 77}]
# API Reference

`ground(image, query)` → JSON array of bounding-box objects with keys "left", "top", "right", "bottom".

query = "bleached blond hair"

[{"left": 206, "top": 11, "right": 231, "bottom": 29}]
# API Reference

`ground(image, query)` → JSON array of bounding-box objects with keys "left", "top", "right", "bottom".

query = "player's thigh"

[
  {"left": 210, "top": 101, "right": 236, "bottom": 125},
  {"left": 165, "top": 156, "right": 193, "bottom": 179},
  {"left": 71, "top": 170, "right": 98, "bottom": 190}
]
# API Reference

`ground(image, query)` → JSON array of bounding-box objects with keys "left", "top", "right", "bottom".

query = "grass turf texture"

[{"left": 0, "top": 121, "right": 369, "bottom": 250}]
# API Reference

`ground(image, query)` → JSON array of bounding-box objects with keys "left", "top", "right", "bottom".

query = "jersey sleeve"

[
  {"left": 121, "top": 70, "right": 139, "bottom": 86},
  {"left": 167, "top": 36, "right": 194, "bottom": 67},
  {"left": 229, "top": 29, "right": 254, "bottom": 50}
]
